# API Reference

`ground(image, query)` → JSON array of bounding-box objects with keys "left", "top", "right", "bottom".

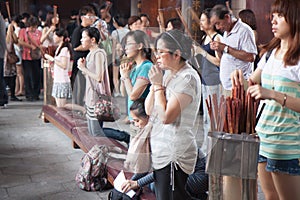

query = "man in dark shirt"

[
  {"left": 66, "top": 10, "right": 79, "bottom": 39},
  {"left": 71, "top": 5, "right": 97, "bottom": 106}
]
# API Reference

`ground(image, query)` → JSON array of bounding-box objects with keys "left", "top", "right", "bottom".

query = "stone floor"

[{"left": 0, "top": 96, "right": 265, "bottom": 199}]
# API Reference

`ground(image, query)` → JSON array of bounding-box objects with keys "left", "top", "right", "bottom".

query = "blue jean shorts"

[{"left": 258, "top": 155, "right": 300, "bottom": 175}]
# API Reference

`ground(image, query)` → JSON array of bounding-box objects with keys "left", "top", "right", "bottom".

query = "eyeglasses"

[
  {"left": 83, "top": 15, "right": 98, "bottom": 20},
  {"left": 125, "top": 42, "right": 137, "bottom": 47},
  {"left": 154, "top": 49, "right": 172, "bottom": 57}
]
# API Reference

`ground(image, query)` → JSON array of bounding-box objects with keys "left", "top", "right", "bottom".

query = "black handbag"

[
  {"left": 30, "top": 48, "right": 42, "bottom": 60},
  {"left": 108, "top": 188, "right": 141, "bottom": 200}
]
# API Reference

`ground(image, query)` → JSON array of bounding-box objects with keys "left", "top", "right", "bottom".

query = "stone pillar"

[
  {"left": 131, "top": 0, "right": 138, "bottom": 16},
  {"left": 232, "top": 0, "right": 246, "bottom": 16},
  {"left": 182, "top": 0, "right": 192, "bottom": 30}
]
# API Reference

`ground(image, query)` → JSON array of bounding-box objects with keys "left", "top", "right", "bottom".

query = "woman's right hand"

[
  {"left": 120, "top": 62, "right": 132, "bottom": 78},
  {"left": 148, "top": 65, "right": 163, "bottom": 86},
  {"left": 231, "top": 69, "right": 245, "bottom": 88},
  {"left": 77, "top": 58, "right": 86, "bottom": 71},
  {"left": 121, "top": 180, "right": 139, "bottom": 193}
]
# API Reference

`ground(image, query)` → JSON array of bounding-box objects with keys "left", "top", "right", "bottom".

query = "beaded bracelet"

[
  {"left": 282, "top": 93, "right": 287, "bottom": 107},
  {"left": 120, "top": 77, "right": 129, "bottom": 81},
  {"left": 154, "top": 87, "right": 165, "bottom": 92}
]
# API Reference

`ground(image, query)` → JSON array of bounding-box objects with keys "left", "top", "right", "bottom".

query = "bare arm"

[
  {"left": 55, "top": 56, "right": 69, "bottom": 70},
  {"left": 122, "top": 78, "right": 149, "bottom": 101},
  {"left": 18, "top": 37, "right": 34, "bottom": 49},
  {"left": 145, "top": 86, "right": 154, "bottom": 115},
  {"left": 248, "top": 85, "right": 300, "bottom": 113},
  {"left": 74, "top": 44, "right": 90, "bottom": 52},
  {"left": 226, "top": 45, "right": 255, "bottom": 62},
  {"left": 40, "top": 26, "right": 55, "bottom": 44},
  {"left": 194, "top": 45, "right": 220, "bottom": 66},
  {"left": 211, "top": 41, "right": 255, "bottom": 62},
  {"left": 6, "top": 24, "right": 18, "bottom": 44}
]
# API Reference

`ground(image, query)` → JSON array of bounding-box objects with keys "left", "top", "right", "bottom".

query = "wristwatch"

[{"left": 223, "top": 45, "right": 229, "bottom": 53}]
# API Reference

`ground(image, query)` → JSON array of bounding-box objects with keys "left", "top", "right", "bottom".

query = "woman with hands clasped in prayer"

[
  {"left": 145, "top": 29, "right": 202, "bottom": 200},
  {"left": 231, "top": 0, "right": 300, "bottom": 199},
  {"left": 120, "top": 30, "right": 153, "bottom": 125},
  {"left": 77, "top": 27, "right": 110, "bottom": 137}
]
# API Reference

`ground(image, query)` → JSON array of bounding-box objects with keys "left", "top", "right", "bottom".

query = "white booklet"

[{"left": 113, "top": 170, "right": 136, "bottom": 198}]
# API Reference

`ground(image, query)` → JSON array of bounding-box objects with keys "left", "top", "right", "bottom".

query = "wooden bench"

[{"left": 42, "top": 104, "right": 155, "bottom": 199}]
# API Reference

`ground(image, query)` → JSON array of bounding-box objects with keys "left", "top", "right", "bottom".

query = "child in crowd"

[
  {"left": 102, "top": 99, "right": 149, "bottom": 145},
  {"left": 44, "top": 28, "right": 72, "bottom": 107},
  {"left": 122, "top": 148, "right": 209, "bottom": 200}
]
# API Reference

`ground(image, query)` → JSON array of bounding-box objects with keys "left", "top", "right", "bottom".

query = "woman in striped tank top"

[{"left": 231, "top": 0, "right": 300, "bottom": 199}]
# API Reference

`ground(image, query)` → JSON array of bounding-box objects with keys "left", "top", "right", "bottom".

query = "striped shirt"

[{"left": 256, "top": 50, "right": 300, "bottom": 160}]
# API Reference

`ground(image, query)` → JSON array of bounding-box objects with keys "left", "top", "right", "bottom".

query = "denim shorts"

[{"left": 258, "top": 155, "right": 300, "bottom": 175}]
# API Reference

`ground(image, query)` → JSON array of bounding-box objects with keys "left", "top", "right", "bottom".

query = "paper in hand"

[{"left": 113, "top": 170, "right": 136, "bottom": 198}]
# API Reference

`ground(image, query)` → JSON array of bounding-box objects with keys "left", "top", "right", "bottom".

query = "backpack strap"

[{"left": 265, "top": 50, "right": 272, "bottom": 63}]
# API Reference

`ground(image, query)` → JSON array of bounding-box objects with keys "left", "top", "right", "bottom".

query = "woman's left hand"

[
  {"left": 44, "top": 54, "right": 54, "bottom": 62},
  {"left": 148, "top": 65, "right": 163, "bottom": 86}
]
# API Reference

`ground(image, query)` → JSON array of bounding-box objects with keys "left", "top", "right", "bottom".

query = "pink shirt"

[
  {"left": 53, "top": 47, "right": 71, "bottom": 83},
  {"left": 19, "top": 28, "right": 42, "bottom": 60}
]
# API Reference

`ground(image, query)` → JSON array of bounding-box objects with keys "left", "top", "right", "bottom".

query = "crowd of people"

[{"left": 0, "top": 0, "right": 299, "bottom": 199}]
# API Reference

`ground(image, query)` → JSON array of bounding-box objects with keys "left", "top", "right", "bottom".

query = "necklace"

[{"left": 270, "top": 57, "right": 283, "bottom": 90}]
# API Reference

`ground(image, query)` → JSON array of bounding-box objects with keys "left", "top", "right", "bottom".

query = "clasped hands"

[
  {"left": 120, "top": 62, "right": 132, "bottom": 78},
  {"left": 77, "top": 58, "right": 87, "bottom": 73},
  {"left": 148, "top": 65, "right": 163, "bottom": 86}
]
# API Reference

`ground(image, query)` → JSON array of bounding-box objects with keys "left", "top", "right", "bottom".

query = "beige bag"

[{"left": 124, "top": 122, "right": 152, "bottom": 173}]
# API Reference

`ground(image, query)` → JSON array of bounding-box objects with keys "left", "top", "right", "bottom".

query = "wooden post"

[{"left": 5, "top": 1, "right": 11, "bottom": 22}]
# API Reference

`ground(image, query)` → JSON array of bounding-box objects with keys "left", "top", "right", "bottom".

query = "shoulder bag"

[
  {"left": 124, "top": 122, "right": 152, "bottom": 173},
  {"left": 6, "top": 33, "right": 19, "bottom": 64},
  {"left": 94, "top": 94, "right": 121, "bottom": 122},
  {"left": 26, "top": 31, "right": 42, "bottom": 60},
  {"left": 90, "top": 49, "right": 120, "bottom": 122}
]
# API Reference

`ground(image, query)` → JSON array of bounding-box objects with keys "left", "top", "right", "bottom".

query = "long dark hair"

[
  {"left": 166, "top": 18, "right": 184, "bottom": 32},
  {"left": 260, "top": 0, "right": 300, "bottom": 66},
  {"left": 55, "top": 28, "right": 73, "bottom": 59},
  {"left": 129, "top": 98, "right": 147, "bottom": 119},
  {"left": 82, "top": 27, "right": 100, "bottom": 43},
  {"left": 238, "top": 9, "right": 257, "bottom": 30},
  {"left": 200, "top": 8, "right": 218, "bottom": 44}
]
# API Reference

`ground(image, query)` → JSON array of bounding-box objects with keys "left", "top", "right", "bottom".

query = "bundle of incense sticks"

[{"left": 206, "top": 82, "right": 259, "bottom": 134}]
